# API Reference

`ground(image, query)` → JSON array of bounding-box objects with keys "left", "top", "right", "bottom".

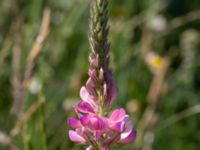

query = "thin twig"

[
  {"left": 27, "top": 8, "right": 51, "bottom": 62},
  {"left": 165, "top": 10, "right": 200, "bottom": 34},
  {"left": 134, "top": 28, "right": 170, "bottom": 149},
  {"left": 147, "top": 58, "right": 170, "bottom": 105},
  {"left": 157, "top": 104, "right": 200, "bottom": 131},
  {"left": 10, "top": 0, "right": 23, "bottom": 117},
  {"left": 134, "top": 59, "right": 169, "bottom": 149},
  {"left": 10, "top": 95, "right": 45, "bottom": 137},
  {"left": 138, "top": 58, "right": 169, "bottom": 150},
  {"left": 11, "top": 7, "right": 51, "bottom": 115},
  {"left": 0, "top": 131, "right": 12, "bottom": 146},
  {"left": 0, "top": 131, "right": 18, "bottom": 150}
]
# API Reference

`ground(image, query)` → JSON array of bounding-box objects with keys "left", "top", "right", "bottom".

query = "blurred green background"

[{"left": 0, "top": 0, "right": 200, "bottom": 149}]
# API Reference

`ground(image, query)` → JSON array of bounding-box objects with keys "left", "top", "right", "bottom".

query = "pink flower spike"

[
  {"left": 66, "top": 0, "right": 137, "bottom": 148},
  {"left": 67, "top": 117, "right": 81, "bottom": 129},
  {"left": 119, "top": 130, "right": 137, "bottom": 144},
  {"left": 110, "top": 108, "right": 126, "bottom": 122},
  {"left": 68, "top": 130, "right": 86, "bottom": 143}
]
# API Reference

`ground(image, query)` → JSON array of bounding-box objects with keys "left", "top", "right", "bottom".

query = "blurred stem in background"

[{"left": 11, "top": 7, "right": 51, "bottom": 116}]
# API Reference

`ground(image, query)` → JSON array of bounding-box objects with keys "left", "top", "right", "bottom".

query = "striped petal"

[
  {"left": 110, "top": 108, "right": 126, "bottom": 122},
  {"left": 68, "top": 130, "right": 86, "bottom": 143},
  {"left": 80, "top": 86, "right": 97, "bottom": 107},
  {"left": 120, "top": 119, "right": 133, "bottom": 141},
  {"left": 119, "top": 130, "right": 137, "bottom": 143},
  {"left": 77, "top": 101, "right": 95, "bottom": 113},
  {"left": 80, "top": 114, "right": 91, "bottom": 126},
  {"left": 109, "top": 121, "right": 125, "bottom": 132}
]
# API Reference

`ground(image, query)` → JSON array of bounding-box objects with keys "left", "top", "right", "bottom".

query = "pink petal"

[
  {"left": 88, "top": 69, "right": 97, "bottom": 79},
  {"left": 80, "top": 86, "right": 96, "bottom": 107},
  {"left": 109, "top": 121, "right": 125, "bottom": 132},
  {"left": 92, "top": 116, "right": 108, "bottom": 132},
  {"left": 67, "top": 117, "right": 81, "bottom": 129},
  {"left": 110, "top": 108, "right": 126, "bottom": 122},
  {"left": 86, "top": 78, "right": 98, "bottom": 98},
  {"left": 120, "top": 119, "right": 133, "bottom": 140},
  {"left": 77, "top": 101, "right": 95, "bottom": 113},
  {"left": 119, "top": 130, "right": 137, "bottom": 143},
  {"left": 90, "top": 117, "right": 105, "bottom": 130},
  {"left": 86, "top": 78, "right": 94, "bottom": 89},
  {"left": 81, "top": 115, "right": 108, "bottom": 131},
  {"left": 68, "top": 130, "right": 86, "bottom": 143},
  {"left": 80, "top": 114, "right": 91, "bottom": 126},
  {"left": 89, "top": 55, "right": 99, "bottom": 67}
]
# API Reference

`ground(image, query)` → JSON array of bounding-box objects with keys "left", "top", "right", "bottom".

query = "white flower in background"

[
  {"left": 148, "top": 15, "right": 167, "bottom": 33},
  {"left": 28, "top": 77, "right": 42, "bottom": 94}
]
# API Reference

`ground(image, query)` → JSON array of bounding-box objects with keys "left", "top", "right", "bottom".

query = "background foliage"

[{"left": 0, "top": 0, "right": 200, "bottom": 150}]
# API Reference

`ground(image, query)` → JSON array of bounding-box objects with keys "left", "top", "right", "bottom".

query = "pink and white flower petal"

[
  {"left": 77, "top": 101, "right": 95, "bottom": 114},
  {"left": 86, "top": 78, "right": 95, "bottom": 89},
  {"left": 119, "top": 130, "right": 137, "bottom": 143},
  {"left": 68, "top": 130, "right": 86, "bottom": 144},
  {"left": 88, "top": 68, "right": 97, "bottom": 79},
  {"left": 80, "top": 86, "right": 97, "bottom": 107},
  {"left": 119, "top": 119, "right": 134, "bottom": 141},
  {"left": 110, "top": 108, "right": 126, "bottom": 122}
]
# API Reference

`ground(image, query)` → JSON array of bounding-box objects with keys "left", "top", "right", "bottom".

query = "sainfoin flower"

[
  {"left": 68, "top": 102, "right": 136, "bottom": 149},
  {"left": 67, "top": 0, "right": 136, "bottom": 149}
]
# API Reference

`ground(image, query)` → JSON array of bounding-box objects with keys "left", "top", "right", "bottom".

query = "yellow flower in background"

[{"left": 145, "top": 52, "right": 165, "bottom": 74}]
